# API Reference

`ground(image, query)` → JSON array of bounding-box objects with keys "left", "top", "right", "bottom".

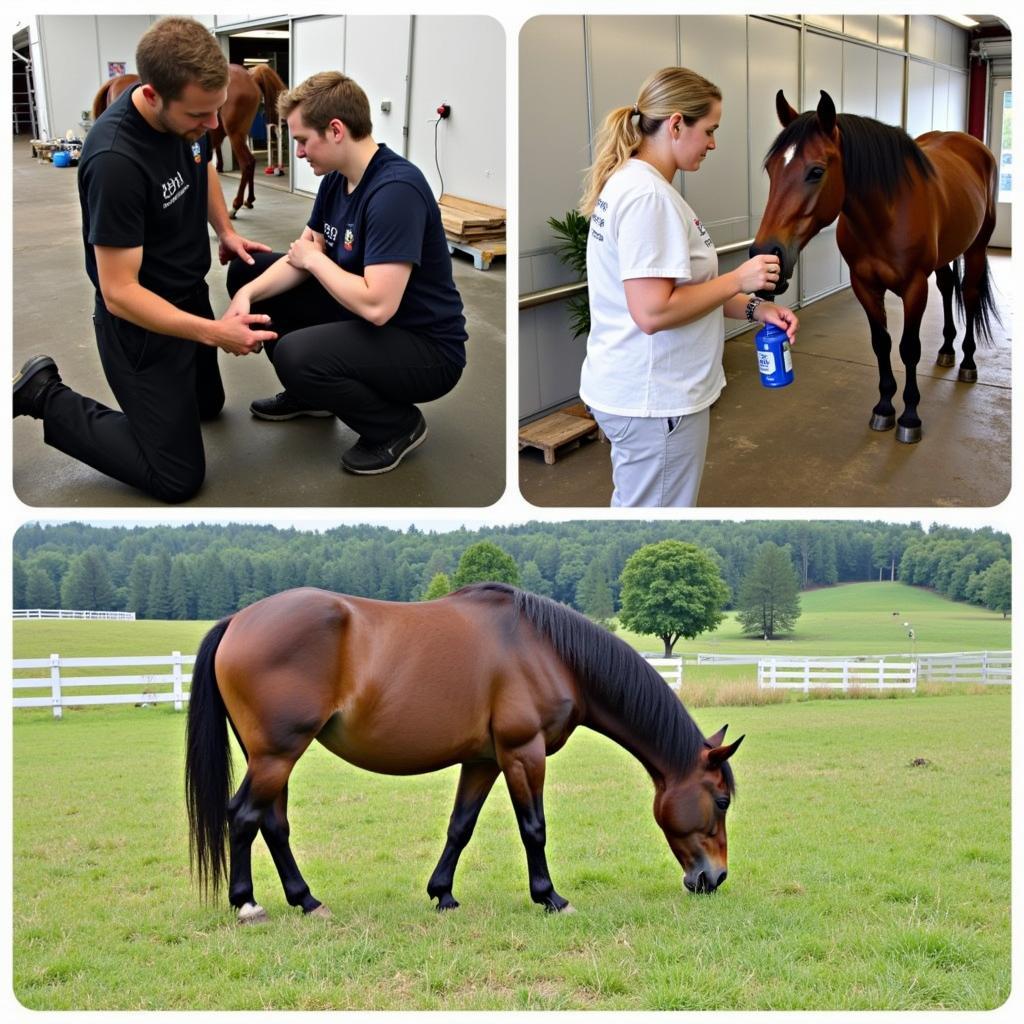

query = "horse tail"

[
  {"left": 973, "top": 255, "right": 1001, "bottom": 344},
  {"left": 951, "top": 258, "right": 965, "bottom": 321},
  {"left": 185, "top": 616, "right": 235, "bottom": 901},
  {"left": 250, "top": 63, "right": 287, "bottom": 118}
]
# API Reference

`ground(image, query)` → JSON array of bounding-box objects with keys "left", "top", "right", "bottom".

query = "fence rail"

[
  {"left": 13, "top": 652, "right": 194, "bottom": 718},
  {"left": 14, "top": 608, "right": 136, "bottom": 621},
  {"left": 643, "top": 656, "right": 683, "bottom": 691},
  {"left": 758, "top": 659, "right": 918, "bottom": 692}
]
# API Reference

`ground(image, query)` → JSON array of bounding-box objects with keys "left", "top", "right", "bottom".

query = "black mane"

[
  {"left": 765, "top": 111, "right": 934, "bottom": 200},
  {"left": 457, "top": 583, "right": 732, "bottom": 788}
]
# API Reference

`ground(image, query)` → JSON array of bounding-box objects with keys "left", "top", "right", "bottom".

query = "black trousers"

[
  {"left": 40, "top": 287, "right": 223, "bottom": 503},
  {"left": 227, "top": 253, "right": 462, "bottom": 445}
]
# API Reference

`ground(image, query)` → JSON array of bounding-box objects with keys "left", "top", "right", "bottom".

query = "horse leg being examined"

[
  {"left": 850, "top": 276, "right": 897, "bottom": 432},
  {"left": 426, "top": 760, "right": 501, "bottom": 911},
  {"left": 498, "top": 736, "right": 572, "bottom": 913},
  {"left": 261, "top": 784, "right": 330, "bottom": 918},
  {"left": 934, "top": 263, "right": 959, "bottom": 368},
  {"left": 226, "top": 753, "right": 296, "bottom": 923},
  {"left": 895, "top": 274, "right": 930, "bottom": 443}
]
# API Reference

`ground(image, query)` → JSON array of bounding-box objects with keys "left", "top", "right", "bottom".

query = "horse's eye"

[
  {"left": 715, "top": 796, "right": 731, "bottom": 812},
  {"left": 806, "top": 166, "right": 825, "bottom": 183}
]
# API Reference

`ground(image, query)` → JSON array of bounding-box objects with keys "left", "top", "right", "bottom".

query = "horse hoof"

[
  {"left": 869, "top": 413, "right": 895, "bottom": 432},
  {"left": 958, "top": 368, "right": 978, "bottom": 383},
  {"left": 555, "top": 902, "right": 576, "bottom": 915},
  {"left": 245, "top": 202, "right": 255, "bottom": 209},
  {"left": 238, "top": 902, "right": 268, "bottom": 925},
  {"left": 228, "top": 209, "right": 238, "bottom": 221},
  {"left": 307, "top": 904, "right": 332, "bottom": 919},
  {"left": 935, "top": 352, "right": 956, "bottom": 368},
  {"left": 896, "top": 424, "right": 922, "bottom": 444},
  {"left": 435, "top": 895, "right": 460, "bottom": 912}
]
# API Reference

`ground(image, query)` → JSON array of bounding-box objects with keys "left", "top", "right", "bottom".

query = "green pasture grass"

[
  {"left": 12, "top": 692, "right": 1009, "bottom": 1010},
  {"left": 615, "top": 581, "right": 1011, "bottom": 658}
]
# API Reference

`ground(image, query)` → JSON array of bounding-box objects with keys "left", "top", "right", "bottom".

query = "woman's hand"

[
  {"left": 754, "top": 301, "right": 799, "bottom": 341},
  {"left": 222, "top": 290, "right": 251, "bottom": 321},
  {"left": 286, "top": 234, "right": 325, "bottom": 272},
  {"left": 735, "top": 254, "right": 781, "bottom": 294}
]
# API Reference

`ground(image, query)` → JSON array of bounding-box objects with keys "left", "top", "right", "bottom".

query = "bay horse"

[
  {"left": 185, "top": 584, "right": 743, "bottom": 924},
  {"left": 751, "top": 90, "right": 999, "bottom": 444},
  {"left": 90, "top": 63, "right": 286, "bottom": 219}
]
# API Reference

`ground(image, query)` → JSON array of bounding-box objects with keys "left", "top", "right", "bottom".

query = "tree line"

[{"left": 11, "top": 519, "right": 1011, "bottom": 622}]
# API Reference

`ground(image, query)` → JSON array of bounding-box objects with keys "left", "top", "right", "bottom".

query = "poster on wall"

[{"left": 107, "top": 61, "right": 126, "bottom": 78}]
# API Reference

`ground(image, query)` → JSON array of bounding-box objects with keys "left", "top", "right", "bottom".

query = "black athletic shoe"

[
  {"left": 341, "top": 413, "right": 428, "bottom": 475},
  {"left": 13, "top": 355, "right": 61, "bottom": 418},
  {"left": 249, "top": 391, "right": 333, "bottom": 421}
]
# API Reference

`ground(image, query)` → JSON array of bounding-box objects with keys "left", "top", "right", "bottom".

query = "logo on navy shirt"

[
  {"left": 191, "top": 141, "right": 202, "bottom": 164},
  {"left": 323, "top": 222, "right": 339, "bottom": 247},
  {"left": 343, "top": 226, "right": 354, "bottom": 251}
]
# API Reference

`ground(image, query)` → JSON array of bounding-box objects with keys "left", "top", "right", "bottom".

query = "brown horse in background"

[
  {"left": 185, "top": 584, "right": 743, "bottom": 923},
  {"left": 751, "top": 90, "right": 999, "bottom": 444},
  {"left": 90, "top": 62, "right": 287, "bottom": 218}
]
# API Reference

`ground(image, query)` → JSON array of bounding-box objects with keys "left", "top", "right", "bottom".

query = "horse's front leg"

[
  {"left": 895, "top": 274, "right": 930, "bottom": 443},
  {"left": 934, "top": 263, "right": 959, "bottom": 368},
  {"left": 850, "top": 276, "right": 896, "bottom": 431},
  {"left": 426, "top": 760, "right": 501, "bottom": 910},
  {"left": 497, "top": 736, "right": 573, "bottom": 913}
]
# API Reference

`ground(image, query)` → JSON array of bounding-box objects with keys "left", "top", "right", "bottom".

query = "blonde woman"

[{"left": 579, "top": 67, "right": 798, "bottom": 507}]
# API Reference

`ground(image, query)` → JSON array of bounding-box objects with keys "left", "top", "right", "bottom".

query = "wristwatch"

[{"left": 745, "top": 296, "right": 763, "bottom": 321}]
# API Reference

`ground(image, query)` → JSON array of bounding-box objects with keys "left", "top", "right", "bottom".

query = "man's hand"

[
  {"left": 218, "top": 230, "right": 272, "bottom": 266},
  {"left": 207, "top": 313, "right": 277, "bottom": 356}
]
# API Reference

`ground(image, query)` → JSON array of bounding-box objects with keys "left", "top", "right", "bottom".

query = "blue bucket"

[
  {"left": 755, "top": 323, "right": 794, "bottom": 388},
  {"left": 52, "top": 151, "right": 72, "bottom": 168}
]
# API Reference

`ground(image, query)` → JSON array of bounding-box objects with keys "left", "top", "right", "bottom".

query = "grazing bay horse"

[
  {"left": 185, "top": 584, "right": 743, "bottom": 924},
  {"left": 751, "top": 90, "right": 999, "bottom": 443},
  {"left": 90, "top": 63, "right": 286, "bottom": 219}
]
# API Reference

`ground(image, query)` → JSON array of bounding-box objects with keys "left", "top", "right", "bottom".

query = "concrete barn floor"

[
  {"left": 520, "top": 250, "right": 1011, "bottom": 508},
  {"left": 11, "top": 139, "right": 506, "bottom": 508}
]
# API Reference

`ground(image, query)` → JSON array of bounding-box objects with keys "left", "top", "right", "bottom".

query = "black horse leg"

[
  {"left": 498, "top": 737, "right": 571, "bottom": 913},
  {"left": 226, "top": 754, "right": 295, "bottom": 923},
  {"left": 260, "top": 784, "right": 327, "bottom": 916},
  {"left": 934, "top": 263, "right": 958, "bottom": 368},
  {"left": 895, "top": 275, "right": 929, "bottom": 443},
  {"left": 850, "top": 277, "right": 896, "bottom": 431},
  {"left": 426, "top": 760, "right": 501, "bottom": 911}
]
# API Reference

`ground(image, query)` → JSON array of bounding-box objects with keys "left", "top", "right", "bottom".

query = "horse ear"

[
  {"left": 704, "top": 724, "right": 728, "bottom": 748},
  {"left": 816, "top": 90, "right": 837, "bottom": 136},
  {"left": 705, "top": 735, "right": 744, "bottom": 769},
  {"left": 776, "top": 90, "right": 799, "bottom": 127}
]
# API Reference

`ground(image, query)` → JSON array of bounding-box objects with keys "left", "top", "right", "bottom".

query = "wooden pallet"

[
  {"left": 518, "top": 411, "right": 600, "bottom": 465},
  {"left": 447, "top": 237, "right": 506, "bottom": 271}
]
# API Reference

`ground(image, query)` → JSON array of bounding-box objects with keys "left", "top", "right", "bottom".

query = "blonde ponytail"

[{"left": 578, "top": 67, "right": 722, "bottom": 217}]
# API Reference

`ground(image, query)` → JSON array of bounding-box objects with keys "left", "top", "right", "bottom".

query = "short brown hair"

[
  {"left": 278, "top": 71, "right": 373, "bottom": 140},
  {"left": 136, "top": 17, "right": 228, "bottom": 101}
]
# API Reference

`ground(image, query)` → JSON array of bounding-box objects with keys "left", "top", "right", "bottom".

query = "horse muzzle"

[
  {"left": 749, "top": 241, "right": 793, "bottom": 299},
  {"left": 684, "top": 867, "right": 728, "bottom": 894}
]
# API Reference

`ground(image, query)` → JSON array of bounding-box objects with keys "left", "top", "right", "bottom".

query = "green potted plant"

[{"left": 546, "top": 210, "right": 590, "bottom": 339}]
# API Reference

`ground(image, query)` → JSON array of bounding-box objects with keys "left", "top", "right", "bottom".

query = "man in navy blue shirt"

[
  {"left": 13, "top": 17, "right": 275, "bottom": 502},
  {"left": 225, "top": 71, "right": 467, "bottom": 475}
]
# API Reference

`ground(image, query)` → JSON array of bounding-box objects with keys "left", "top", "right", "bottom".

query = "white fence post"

[
  {"left": 49, "top": 653, "right": 62, "bottom": 720},
  {"left": 172, "top": 651, "right": 183, "bottom": 711}
]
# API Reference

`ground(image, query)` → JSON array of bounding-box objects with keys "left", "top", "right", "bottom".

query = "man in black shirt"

[
  {"left": 224, "top": 72, "right": 467, "bottom": 475},
  {"left": 13, "top": 16, "right": 276, "bottom": 503}
]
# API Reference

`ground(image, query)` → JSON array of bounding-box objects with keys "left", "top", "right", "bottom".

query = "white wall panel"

[
  {"left": 908, "top": 16, "right": 936, "bottom": 60},
  {"left": 843, "top": 16, "right": 877, "bottom": 44},
  {"left": 932, "top": 67, "right": 951, "bottom": 131},
  {"left": 947, "top": 72, "right": 968, "bottom": 131},
  {"left": 408, "top": 16, "right": 505, "bottom": 208},
  {"left": 681, "top": 16, "right": 749, "bottom": 242},
  {"left": 876, "top": 50, "right": 905, "bottom": 127},
  {"left": 292, "top": 15, "right": 346, "bottom": 195},
  {"left": 804, "top": 31, "right": 843, "bottom": 111},
  {"left": 343, "top": 16, "right": 411, "bottom": 156},
  {"left": 878, "top": 15, "right": 906, "bottom": 51},
  {"left": 906, "top": 59, "right": 935, "bottom": 138},
  {"left": 842, "top": 43, "right": 877, "bottom": 116},
  {"left": 519, "top": 16, "right": 589, "bottom": 257}
]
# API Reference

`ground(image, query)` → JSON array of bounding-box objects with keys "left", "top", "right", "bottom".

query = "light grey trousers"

[{"left": 591, "top": 406, "right": 710, "bottom": 507}]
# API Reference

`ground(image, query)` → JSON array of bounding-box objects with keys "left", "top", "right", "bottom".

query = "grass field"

[{"left": 12, "top": 692, "right": 1010, "bottom": 1010}]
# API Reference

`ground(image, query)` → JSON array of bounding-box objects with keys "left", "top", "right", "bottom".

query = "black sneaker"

[
  {"left": 249, "top": 391, "right": 333, "bottom": 421},
  {"left": 341, "top": 413, "right": 428, "bottom": 475},
  {"left": 13, "top": 355, "right": 61, "bottom": 418}
]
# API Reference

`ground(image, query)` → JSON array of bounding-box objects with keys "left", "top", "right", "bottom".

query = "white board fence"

[
  {"left": 758, "top": 658, "right": 918, "bottom": 692},
  {"left": 13, "top": 608, "right": 136, "bottom": 621},
  {"left": 643, "top": 656, "right": 682, "bottom": 691},
  {"left": 13, "top": 653, "right": 195, "bottom": 718}
]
